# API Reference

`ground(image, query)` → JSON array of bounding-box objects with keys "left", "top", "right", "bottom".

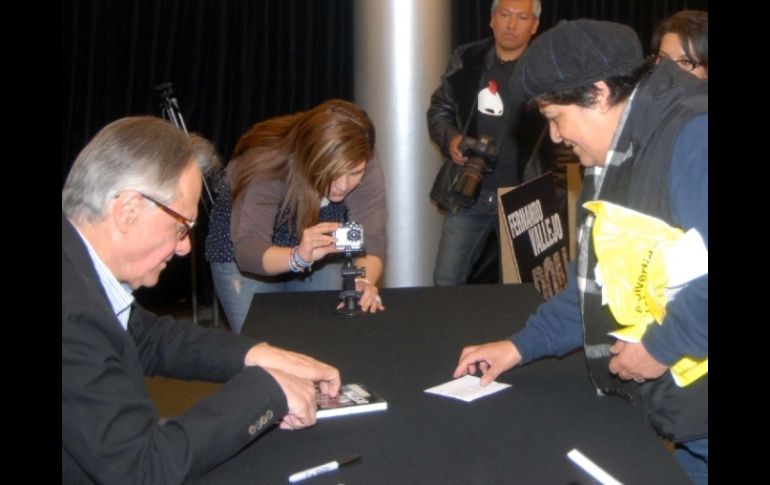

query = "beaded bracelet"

[
  {"left": 293, "top": 247, "right": 313, "bottom": 268},
  {"left": 288, "top": 247, "right": 303, "bottom": 273},
  {"left": 289, "top": 246, "right": 312, "bottom": 273}
]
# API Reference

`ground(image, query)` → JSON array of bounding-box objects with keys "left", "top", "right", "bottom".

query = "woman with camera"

[{"left": 206, "top": 99, "right": 387, "bottom": 333}]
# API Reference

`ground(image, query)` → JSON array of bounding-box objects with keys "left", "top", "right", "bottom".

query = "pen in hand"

[{"left": 288, "top": 455, "right": 361, "bottom": 483}]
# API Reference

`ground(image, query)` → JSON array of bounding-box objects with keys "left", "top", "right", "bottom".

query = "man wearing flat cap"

[{"left": 454, "top": 19, "right": 708, "bottom": 484}]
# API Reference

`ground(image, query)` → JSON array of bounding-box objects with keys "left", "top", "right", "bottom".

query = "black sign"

[{"left": 499, "top": 172, "right": 568, "bottom": 299}]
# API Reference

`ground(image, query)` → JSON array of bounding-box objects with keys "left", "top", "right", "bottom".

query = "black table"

[{"left": 199, "top": 284, "right": 690, "bottom": 484}]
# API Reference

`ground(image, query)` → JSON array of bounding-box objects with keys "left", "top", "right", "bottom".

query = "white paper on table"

[{"left": 424, "top": 375, "right": 511, "bottom": 402}]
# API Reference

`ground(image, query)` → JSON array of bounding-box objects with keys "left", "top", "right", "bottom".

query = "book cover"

[
  {"left": 316, "top": 383, "right": 388, "bottom": 419},
  {"left": 498, "top": 172, "right": 569, "bottom": 299}
]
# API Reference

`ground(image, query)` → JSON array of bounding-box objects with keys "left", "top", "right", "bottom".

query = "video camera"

[
  {"left": 334, "top": 221, "right": 365, "bottom": 253},
  {"left": 451, "top": 135, "right": 497, "bottom": 207}
]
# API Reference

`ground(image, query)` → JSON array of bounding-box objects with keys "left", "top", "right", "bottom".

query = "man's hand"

[
  {"left": 608, "top": 340, "right": 668, "bottom": 383},
  {"left": 449, "top": 134, "right": 468, "bottom": 165},
  {"left": 245, "top": 343, "right": 341, "bottom": 397},
  {"left": 262, "top": 368, "right": 318, "bottom": 430},
  {"left": 453, "top": 340, "right": 521, "bottom": 386}
]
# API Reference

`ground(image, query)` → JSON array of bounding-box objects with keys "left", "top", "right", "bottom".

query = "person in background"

[
  {"left": 651, "top": 10, "right": 708, "bottom": 79},
  {"left": 427, "top": 0, "right": 548, "bottom": 286},
  {"left": 206, "top": 99, "right": 387, "bottom": 333},
  {"left": 453, "top": 20, "right": 707, "bottom": 484},
  {"left": 63, "top": 116, "right": 341, "bottom": 484}
]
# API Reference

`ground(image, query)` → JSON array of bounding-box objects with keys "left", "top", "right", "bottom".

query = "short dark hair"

[{"left": 530, "top": 59, "right": 654, "bottom": 109}]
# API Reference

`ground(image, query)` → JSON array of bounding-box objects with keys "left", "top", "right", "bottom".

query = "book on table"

[{"left": 316, "top": 383, "right": 388, "bottom": 418}]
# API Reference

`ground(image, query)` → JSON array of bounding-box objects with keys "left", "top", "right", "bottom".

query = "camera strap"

[{"left": 460, "top": 98, "right": 476, "bottom": 138}]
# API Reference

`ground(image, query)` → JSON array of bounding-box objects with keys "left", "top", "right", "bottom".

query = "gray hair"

[
  {"left": 62, "top": 116, "right": 220, "bottom": 224},
  {"left": 491, "top": 0, "right": 541, "bottom": 19}
]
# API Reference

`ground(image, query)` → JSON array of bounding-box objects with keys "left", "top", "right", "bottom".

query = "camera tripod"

[
  {"left": 337, "top": 252, "right": 366, "bottom": 316},
  {"left": 154, "top": 82, "right": 217, "bottom": 211},
  {"left": 153, "top": 82, "right": 219, "bottom": 327}
]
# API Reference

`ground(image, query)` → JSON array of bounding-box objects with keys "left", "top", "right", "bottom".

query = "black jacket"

[
  {"left": 427, "top": 38, "right": 569, "bottom": 206},
  {"left": 62, "top": 214, "right": 287, "bottom": 484}
]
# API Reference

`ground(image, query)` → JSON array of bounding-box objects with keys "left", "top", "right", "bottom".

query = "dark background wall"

[
  {"left": 62, "top": 0, "right": 707, "bottom": 307},
  {"left": 63, "top": 0, "right": 355, "bottom": 184},
  {"left": 453, "top": 0, "right": 708, "bottom": 52}
]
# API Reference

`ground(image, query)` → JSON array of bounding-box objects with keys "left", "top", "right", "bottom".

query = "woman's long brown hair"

[{"left": 229, "top": 99, "right": 375, "bottom": 234}]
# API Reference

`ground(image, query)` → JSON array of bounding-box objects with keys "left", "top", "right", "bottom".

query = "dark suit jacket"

[{"left": 62, "top": 213, "right": 288, "bottom": 484}]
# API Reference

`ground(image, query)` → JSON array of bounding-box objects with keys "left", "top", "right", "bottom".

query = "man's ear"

[
  {"left": 593, "top": 81, "right": 612, "bottom": 114},
  {"left": 531, "top": 18, "right": 540, "bottom": 35},
  {"left": 112, "top": 191, "right": 142, "bottom": 234}
]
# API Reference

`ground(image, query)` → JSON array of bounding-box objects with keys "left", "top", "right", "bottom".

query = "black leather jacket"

[
  {"left": 427, "top": 38, "right": 498, "bottom": 158},
  {"left": 427, "top": 37, "right": 572, "bottom": 207}
]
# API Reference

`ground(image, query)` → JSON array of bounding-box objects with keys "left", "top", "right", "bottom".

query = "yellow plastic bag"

[{"left": 584, "top": 200, "right": 707, "bottom": 387}]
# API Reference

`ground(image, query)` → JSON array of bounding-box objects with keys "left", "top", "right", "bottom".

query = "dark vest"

[{"left": 579, "top": 62, "right": 708, "bottom": 441}]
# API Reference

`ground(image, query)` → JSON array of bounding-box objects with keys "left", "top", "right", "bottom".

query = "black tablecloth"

[{"left": 198, "top": 284, "right": 690, "bottom": 484}]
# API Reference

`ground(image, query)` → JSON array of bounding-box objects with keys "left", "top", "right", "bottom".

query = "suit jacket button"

[
  {"left": 248, "top": 424, "right": 257, "bottom": 435},
  {"left": 266, "top": 409, "right": 274, "bottom": 420},
  {"left": 259, "top": 415, "right": 268, "bottom": 426}
]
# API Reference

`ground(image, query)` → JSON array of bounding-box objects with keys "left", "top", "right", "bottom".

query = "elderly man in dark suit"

[{"left": 62, "top": 116, "right": 341, "bottom": 484}]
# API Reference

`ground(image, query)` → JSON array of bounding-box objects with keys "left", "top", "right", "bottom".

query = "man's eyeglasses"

[{"left": 139, "top": 193, "right": 196, "bottom": 240}]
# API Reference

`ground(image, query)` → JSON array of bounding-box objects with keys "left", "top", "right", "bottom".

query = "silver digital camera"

[{"left": 334, "top": 222, "right": 364, "bottom": 252}]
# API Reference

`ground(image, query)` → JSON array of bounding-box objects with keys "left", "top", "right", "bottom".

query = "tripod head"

[
  {"left": 154, "top": 82, "right": 187, "bottom": 133},
  {"left": 154, "top": 82, "right": 176, "bottom": 103},
  {"left": 337, "top": 250, "right": 366, "bottom": 316},
  {"left": 154, "top": 81, "right": 219, "bottom": 210}
]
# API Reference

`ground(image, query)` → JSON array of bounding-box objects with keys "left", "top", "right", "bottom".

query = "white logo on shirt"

[{"left": 478, "top": 80, "right": 503, "bottom": 116}]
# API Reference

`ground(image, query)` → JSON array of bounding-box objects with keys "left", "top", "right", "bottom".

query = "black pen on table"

[{"left": 288, "top": 455, "right": 361, "bottom": 483}]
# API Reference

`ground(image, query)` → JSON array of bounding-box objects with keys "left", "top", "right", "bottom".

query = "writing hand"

[{"left": 453, "top": 340, "right": 521, "bottom": 386}]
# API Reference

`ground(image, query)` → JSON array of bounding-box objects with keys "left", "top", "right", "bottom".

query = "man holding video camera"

[{"left": 427, "top": 0, "right": 545, "bottom": 286}]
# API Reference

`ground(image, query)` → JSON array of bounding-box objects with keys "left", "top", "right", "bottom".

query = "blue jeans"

[
  {"left": 433, "top": 186, "right": 499, "bottom": 286},
  {"left": 675, "top": 438, "right": 708, "bottom": 485},
  {"left": 211, "top": 260, "right": 343, "bottom": 334}
]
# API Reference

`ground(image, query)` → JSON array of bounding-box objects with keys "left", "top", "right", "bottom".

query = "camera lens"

[
  {"left": 347, "top": 229, "right": 361, "bottom": 241},
  {"left": 451, "top": 157, "right": 486, "bottom": 207}
]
